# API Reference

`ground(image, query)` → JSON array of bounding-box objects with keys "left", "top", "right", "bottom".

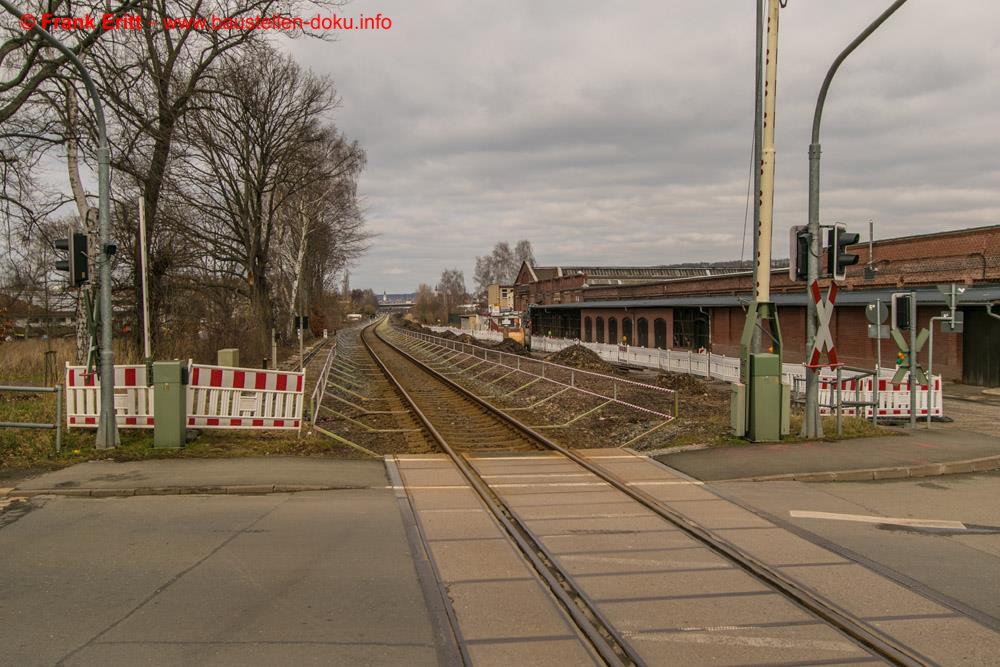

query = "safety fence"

[
  {"left": 309, "top": 339, "right": 338, "bottom": 425},
  {"left": 428, "top": 325, "right": 503, "bottom": 342},
  {"left": 816, "top": 375, "right": 943, "bottom": 419},
  {"left": 65, "top": 363, "right": 304, "bottom": 430},
  {"left": 433, "top": 327, "right": 944, "bottom": 419},
  {"left": 394, "top": 327, "right": 677, "bottom": 422}
]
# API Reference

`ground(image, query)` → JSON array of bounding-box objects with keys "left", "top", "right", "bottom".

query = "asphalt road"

[
  {"left": 710, "top": 470, "right": 1000, "bottom": 630},
  {"left": 0, "top": 489, "right": 443, "bottom": 666}
]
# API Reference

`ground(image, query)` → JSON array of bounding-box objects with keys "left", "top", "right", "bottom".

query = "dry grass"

[{"left": 0, "top": 338, "right": 142, "bottom": 384}]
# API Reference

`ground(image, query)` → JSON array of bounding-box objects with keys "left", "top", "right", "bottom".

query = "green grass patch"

[{"left": 0, "top": 391, "right": 353, "bottom": 471}]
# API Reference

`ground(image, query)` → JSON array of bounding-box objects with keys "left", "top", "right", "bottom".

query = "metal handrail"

[
  {"left": 309, "top": 339, "right": 337, "bottom": 424},
  {"left": 0, "top": 384, "right": 63, "bottom": 452},
  {"left": 395, "top": 327, "right": 678, "bottom": 420}
]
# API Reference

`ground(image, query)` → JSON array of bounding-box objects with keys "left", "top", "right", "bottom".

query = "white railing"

[
  {"left": 310, "top": 340, "right": 337, "bottom": 424},
  {"left": 441, "top": 330, "right": 945, "bottom": 419},
  {"left": 427, "top": 325, "right": 504, "bottom": 342},
  {"left": 394, "top": 327, "right": 677, "bottom": 420}
]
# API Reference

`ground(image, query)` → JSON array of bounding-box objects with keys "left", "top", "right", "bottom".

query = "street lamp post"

[
  {"left": 804, "top": 0, "right": 909, "bottom": 439},
  {"left": 3, "top": 2, "right": 119, "bottom": 447}
]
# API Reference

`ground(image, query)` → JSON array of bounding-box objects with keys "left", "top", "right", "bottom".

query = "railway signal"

[
  {"left": 891, "top": 293, "right": 911, "bottom": 330},
  {"left": 826, "top": 224, "right": 860, "bottom": 281},
  {"left": 53, "top": 231, "right": 89, "bottom": 287},
  {"left": 788, "top": 225, "right": 809, "bottom": 282}
]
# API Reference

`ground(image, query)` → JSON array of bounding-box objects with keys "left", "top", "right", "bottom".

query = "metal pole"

[
  {"left": 1, "top": 1, "right": 122, "bottom": 448},
  {"left": 139, "top": 198, "right": 151, "bottom": 361},
  {"left": 751, "top": 0, "right": 763, "bottom": 302},
  {"left": 874, "top": 298, "right": 881, "bottom": 426},
  {"left": 805, "top": 0, "right": 909, "bottom": 439},
  {"left": 836, "top": 366, "right": 843, "bottom": 437},
  {"left": 55, "top": 384, "right": 63, "bottom": 453},
  {"left": 757, "top": 0, "right": 779, "bottom": 305},
  {"left": 927, "top": 315, "right": 947, "bottom": 428},
  {"left": 909, "top": 291, "right": 917, "bottom": 429},
  {"left": 271, "top": 328, "right": 278, "bottom": 370}
]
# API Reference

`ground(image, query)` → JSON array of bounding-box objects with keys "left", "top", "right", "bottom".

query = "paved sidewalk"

[
  {"left": 9, "top": 457, "right": 387, "bottom": 497},
  {"left": 0, "top": 458, "right": 454, "bottom": 666},
  {"left": 655, "top": 428, "right": 1000, "bottom": 482}
]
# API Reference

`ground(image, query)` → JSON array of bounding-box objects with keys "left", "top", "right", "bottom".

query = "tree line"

[{"left": 0, "top": 0, "right": 369, "bottom": 363}]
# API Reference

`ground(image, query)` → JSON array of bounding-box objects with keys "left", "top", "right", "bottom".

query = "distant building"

[
  {"left": 487, "top": 284, "right": 515, "bottom": 314},
  {"left": 520, "top": 225, "right": 1000, "bottom": 386},
  {"left": 513, "top": 263, "right": 753, "bottom": 311}
]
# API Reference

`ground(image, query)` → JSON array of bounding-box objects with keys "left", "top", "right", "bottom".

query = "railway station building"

[{"left": 519, "top": 225, "right": 1000, "bottom": 386}]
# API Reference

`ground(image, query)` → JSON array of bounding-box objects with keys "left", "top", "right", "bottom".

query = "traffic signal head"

[
  {"left": 892, "top": 293, "right": 912, "bottom": 331},
  {"left": 53, "top": 232, "right": 89, "bottom": 287},
  {"left": 826, "top": 224, "right": 860, "bottom": 281},
  {"left": 788, "top": 225, "right": 809, "bottom": 282}
]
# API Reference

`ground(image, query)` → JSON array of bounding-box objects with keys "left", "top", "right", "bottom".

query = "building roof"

[
  {"left": 528, "top": 284, "right": 1000, "bottom": 311},
  {"left": 517, "top": 262, "right": 754, "bottom": 286}
]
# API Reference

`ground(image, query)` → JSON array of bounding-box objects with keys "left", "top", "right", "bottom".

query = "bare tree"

[
  {"left": 436, "top": 268, "right": 466, "bottom": 322},
  {"left": 473, "top": 239, "right": 535, "bottom": 298},
  {"left": 412, "top": 284, "right": 440, "bottom": 325},
  {"left": 178, "top": 47, "right": 365, "bottom": 351},
  {"left": 75, "top": 0, "right": 339, "bottom": 350}
]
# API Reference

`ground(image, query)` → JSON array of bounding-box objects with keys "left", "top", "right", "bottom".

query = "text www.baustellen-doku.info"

[{"left": 18, "top": 12, "right": 391, "bottom": 32}]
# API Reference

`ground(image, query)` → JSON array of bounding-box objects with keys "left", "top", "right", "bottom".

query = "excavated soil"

[{"left": 545, "top": 345, "right": 617, "bottom": 374}]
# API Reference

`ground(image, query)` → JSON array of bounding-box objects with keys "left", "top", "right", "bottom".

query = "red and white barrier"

[
  {"left": 818, "top": 375, "right": 943, "bottom": 419},
  {"left": 65, "top": 362, "right": 304, "bottom": 431},
  {"left": 66, "top": 364, "right": 154, "bottom": 427},
  {"left": 187, "top": 364, "right": 303, "bottom": 430}
]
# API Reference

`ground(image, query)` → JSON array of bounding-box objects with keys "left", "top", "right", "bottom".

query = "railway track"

[{"left": 361, "top": 319, "right": 930, "bottom": 666}]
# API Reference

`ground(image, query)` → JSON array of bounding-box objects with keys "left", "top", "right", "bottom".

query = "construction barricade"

[
  {"left": 65, "top": 363, "right": 304, "bottom": 431},
  {"left": 818, "top": 374, "right": 942, "bottom": 419},
  {"left": 65, "top": 364, "right": 154, "bottom": 428}
]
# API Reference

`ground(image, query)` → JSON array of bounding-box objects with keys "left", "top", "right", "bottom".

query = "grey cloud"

[{"left": 284, "top": 0, "right": 1000, "bottom": 291}]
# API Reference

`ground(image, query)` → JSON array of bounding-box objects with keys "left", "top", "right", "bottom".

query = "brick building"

[
  {"left": 513, "top": 263, "right": 750, "bottom": 311},
  {"left": 526, "top": 225, "right": 1000, "bottom": 386}
]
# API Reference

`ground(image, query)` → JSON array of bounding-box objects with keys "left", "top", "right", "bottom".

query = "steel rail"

[
  {"left": 373, "top": 320, "right": 930, "bottom": 667},
  {"left": 361, "top": 322, "right": 634, "bottom": 667}
]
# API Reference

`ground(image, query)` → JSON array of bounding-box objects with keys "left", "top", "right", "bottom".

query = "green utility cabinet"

[
  {"left": 153, "top": 360, "right": 188, "bottom": 448},
  {"left": 748, "top": 353, "right": 782, "bottom": 442}
]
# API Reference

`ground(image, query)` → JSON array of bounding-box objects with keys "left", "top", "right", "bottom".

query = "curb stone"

[
  {"left": 713, "top": 454, "right": 1000, "bottom": 483},
  {"left": 9, "top": 484, "right": 371, "bottom": 498}
]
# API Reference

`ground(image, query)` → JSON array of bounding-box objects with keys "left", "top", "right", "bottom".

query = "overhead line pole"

[
  {"left": 3, "top": 2, "right": 120, "bottom": 448},
  {"left": 804, "top": 0, "right": 909, "bottom": 438}
]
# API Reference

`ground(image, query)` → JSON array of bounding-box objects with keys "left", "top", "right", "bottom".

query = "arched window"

[
  {"left": 595, "top": 317, "right": 605, "bottom": 343},
  {"left": 637, "top": 318, "right": 649, "bottom": 347},
  {"left": 622, "top": 318, "right": 633, "bottom": 346},
  {"left": 583, "top": 317, "right": 592, "bottom": 343},
  {"left": 608, "top": 317, "right": 618, "bottom": 345},
  {"left": 654, "top": 318, "right": 667, "bottom": 349}
]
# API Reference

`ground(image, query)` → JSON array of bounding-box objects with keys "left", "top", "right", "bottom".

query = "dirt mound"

[
  {"left": 546, "top": 344, "right": 615, "bottom": 373},
  {"left": 492, "top": 337, "right": 530, "bottom": 356},
  {"left": 654, "top": 372, "right": 710, "bottom": 393},
  {"left": 396, "top": 318, "right": 426, "bottom": 333}
]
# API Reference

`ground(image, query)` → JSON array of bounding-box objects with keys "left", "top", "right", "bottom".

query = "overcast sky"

[{"left": 285, "top": 1, "right": 1000, "bottom": 294}]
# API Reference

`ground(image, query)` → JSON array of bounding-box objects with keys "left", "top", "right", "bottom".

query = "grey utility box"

[{"left": 153, "top": 360, "right": 188, "bottom": 449}]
